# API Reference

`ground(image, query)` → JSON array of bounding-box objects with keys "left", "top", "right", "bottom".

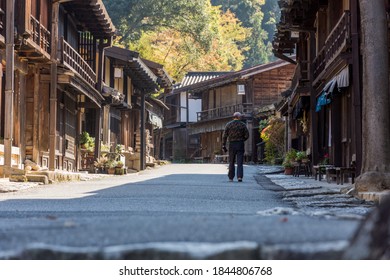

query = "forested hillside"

[
  {"left": 211, "top": 0, "right": 279, "bottom": 68},
  {"left": 102, "top": 0, "right": 279, "bottom": 80}
]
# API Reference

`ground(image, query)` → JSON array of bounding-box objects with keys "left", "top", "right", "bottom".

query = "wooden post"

[
  {"left": 0, "top": 65, "right": 2, "bottom": 138},
  {"left": 49, "top": 1, "right": 60, "bottom": 170},
  {"left": 94, "top": 107, "right": 102, "bottom": 159},
  {"left": 309, "top": 31, "right": 319, "bottom": 164},
  {"left": 351, "top": 0, "right": 362, "bottom": 175},
  {"left": 4, "top": 0, "right": 15, "bottom": 175},
  {"left": 140, "top": 93, "right": 146, "bottom": 170},
  {"left": 33, "top": 67, "right": 40, "bottom": 162},
  {"left": 19, "top": 71, "right": 27, "bottom": 164},
  {"left": 185, "top": 90, "right": 189, "bottom": 159},
  {"left": 93, "top": 38, "right": 109, "bottom": 160},
  {"left": 287, "top": 105, "right": 292, "bottom": 151}
]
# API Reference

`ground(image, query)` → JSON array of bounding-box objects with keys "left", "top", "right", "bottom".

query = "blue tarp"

[
  {"left": 316, "top": 91, "right": 331, "bottom": 112},
  {"left": 316, "top": 79, "right": 336, "bottom": 112}
]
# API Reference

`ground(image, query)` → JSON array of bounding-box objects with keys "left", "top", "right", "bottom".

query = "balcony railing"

[
  {"left": 60, "top": 37, "right": 96, "bottom": 88},
  {"left": 0, "top": 8, "right": 4, "bottom": 38},
  {"left": 30, "top": 15, "right": 51, "bottom": 54},
  {"left": 197, "top": 103, "right": 252, "bottom": 122},
  {"left": 313, "top": 11, "right": 351, "bottom": 82}
]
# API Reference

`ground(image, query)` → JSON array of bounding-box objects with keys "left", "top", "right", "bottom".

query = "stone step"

[{"left": 10, "top": 174, "right": 49, "bottom": 185}]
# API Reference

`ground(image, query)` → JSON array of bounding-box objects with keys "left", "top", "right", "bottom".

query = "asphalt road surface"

[{"left": 0, "top": 164, "right": 364, "bottom": 259}]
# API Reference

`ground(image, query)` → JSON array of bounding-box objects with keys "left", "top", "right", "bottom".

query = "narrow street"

[{"left": 0, "top": 164, "right": 374, "bottom": 259}]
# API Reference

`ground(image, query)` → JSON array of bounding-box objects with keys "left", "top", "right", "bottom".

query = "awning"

[
  {"left": 335, "top": 66, "right": 349, "bottom": 88},
  {"left": 323, "top": 79, "right": 337, "bottom": 96},
  {"left": 316, "top": 67, "right": 349, "bottom": 112}
]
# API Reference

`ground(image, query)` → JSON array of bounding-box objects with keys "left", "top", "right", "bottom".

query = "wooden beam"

[
  {"left": 4, "top": 0, "right": 15, "bottom": 174},
  {"left": 49, "top": 2, "right": 60, "bottom": 171},
  {"left": 33, "top": 67, "right": 39, "bottom": 163}
]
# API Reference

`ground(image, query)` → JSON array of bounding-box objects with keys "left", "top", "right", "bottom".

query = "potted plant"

[
  {"left": 283, "top": 149, "right": 297, "bottom": 175},
  {"left": 284, "top": 149, "right": 297, "bottom": 162},
  {"left": 80, "top": 131, "right": 94, "bottom": 151},
  {"left": 115, "top": 161, "right": 125, "bottom": 175},
  {"left": 115, "top": 144, "right": 125, "bottom": 154},
  {"left": 106, "top": 160, "right": 117, "bottom": 175},
  {"left": 282, "top": 159, "right": 294, "bottom": 175},
  {"left": 93, "top": 156, "right": 108, "bottom": 173},
  {"left": 101, "top": 143, "right": 110, "bottom": 154},
  {"left": 295, "top": 151, "right": 307, "bottom": 163}
]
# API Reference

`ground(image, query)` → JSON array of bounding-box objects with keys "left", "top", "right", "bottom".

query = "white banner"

[{"left": 0, "top": 260, "right": 388, "bottom": 280}]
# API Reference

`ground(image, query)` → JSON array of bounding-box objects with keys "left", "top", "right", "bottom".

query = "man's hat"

[{"left": 233, "top": 112, "right": 242, "bottom": 118}]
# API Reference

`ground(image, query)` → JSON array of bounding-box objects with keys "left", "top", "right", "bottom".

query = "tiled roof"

[
  {"left": 174, "top": 71, "right": 231, "bottom": 90},
  {"left": 173, "top": 58, "right": 295, "bottom": 94}
]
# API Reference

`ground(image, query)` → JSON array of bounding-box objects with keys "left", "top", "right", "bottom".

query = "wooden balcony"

[
  {"left": 313, "top": 11, "right": 351, "bottom": 83},
  {"left": 0, "top": 8, "right": 4, "bottom": 44},
  {"left": 60, "top": 37, "right": 97, "bottom": 89},
  {"left": 30, "top": 15, "right": 50, "bottom": 54},
  {"left": 197, "top": 103, "right": 252, "bottom": 122},
  {"left": 13, "top": 15, "right": 51, "bottom": 61}
]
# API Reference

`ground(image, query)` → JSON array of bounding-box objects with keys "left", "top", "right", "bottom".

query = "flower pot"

[
  {"left": 107, "top": 168, "right": 115, "bottom": 175},
  {"left": 284, "top": 167, "right": 294, "bottom": 175},
  {"left": 115, "top": 167, "right": 124, "bottom": 175}
]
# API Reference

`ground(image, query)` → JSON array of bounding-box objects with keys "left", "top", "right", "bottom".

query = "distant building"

[
  {"left": 163, "top": 61, "right": 295, "bottom": 163},
  {"left": 162, "top": 72, "right": 230, "bottom": 161}
]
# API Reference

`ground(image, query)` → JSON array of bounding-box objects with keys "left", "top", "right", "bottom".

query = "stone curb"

[
  {"left": 260, "top": 240, "right": 349, "bottom": 260},
  {"left": 0, "top": 242, "right": 260, "bottom": 260},
  {"left": 358, "top": 191, "right": 390, "bottom": 204},
  {"left": 0, "top": 241, "right": 347, "bottom": 260}
]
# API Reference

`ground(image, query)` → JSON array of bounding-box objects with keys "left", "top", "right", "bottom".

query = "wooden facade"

[
  {"left": 103, "top": 47, "right": 172, "bottom": 171},
  {"left": 0, "top": 1, "right": 172, "bottom": 176},
  {"left": 163, "top": 72, "right": 224, "bottom": 161},
  {"left": 174, "top": 61, "right": 295, "bottom": 162},
  {"left": 273, "top": 0, "right": 362, "bottom": 174}
]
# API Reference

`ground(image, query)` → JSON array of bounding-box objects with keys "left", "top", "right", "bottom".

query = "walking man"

[{"left": 222, "top": 112, "right": 249, "bottom": 182}]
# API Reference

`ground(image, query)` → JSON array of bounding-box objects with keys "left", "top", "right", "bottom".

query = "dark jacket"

[{"left": 222, "top": 119, "right": 249, "bottom": 146}]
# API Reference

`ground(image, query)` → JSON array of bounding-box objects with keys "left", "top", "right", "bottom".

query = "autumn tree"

[
  {"left": 355, "top": 0, "right": 390, "bottom": 192},
  {"left": 211, "top": 0, "right": 279, "bottom": 67},
  {"left": 103, "top": 0, "right": 257, "bottom": 79},
  {"left": 103, "top": 0, "right": 214, "bottom": 50},
  {"left": 118, "top": 3, "right": 249, "bottom": 80}
]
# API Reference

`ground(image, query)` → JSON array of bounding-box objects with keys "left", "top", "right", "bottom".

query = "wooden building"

[
  {"left": 273, "top": 0, "right": 362, "bottom": 174},
  {"left": 0, "top": 0, "right": 116, "bottom": 175},
  {"left": 163, "top": 72, "right": 229, "bottom": 161},
  {"left": 174, "top": 61, "right": 295, "bottom": 163},
  {"left": 0, "top": 1, "right": 173, "bottom": 176},
  {"left": 102, "top": 46, "right": 172, "bottom": 170}
]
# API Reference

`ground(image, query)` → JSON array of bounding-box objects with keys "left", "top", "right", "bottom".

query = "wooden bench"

[
  {"left": 214, "top": 155, "right": 229, "bottom": 163},
  {"left": 293, "top": 161, "right": 311, "bottom": 177},
  {"left": 192, "top": 157, "right": 204, "bottom": 163},
  {"left": 325, "top": 166, "right": 356, "bottom": 185},
  {"left": 326, "top": 166, "right": 339, "bottom": 184},
  {"left": 337, "top": 167, "right": 356, "bottom": 185},
  {"left": 313, "top": 165, "right": 334, "bottom": 181}
]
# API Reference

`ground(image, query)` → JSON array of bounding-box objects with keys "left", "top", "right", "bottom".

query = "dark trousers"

[{"left": 228, "top": 141, "right": 245, "bottom": 180}]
